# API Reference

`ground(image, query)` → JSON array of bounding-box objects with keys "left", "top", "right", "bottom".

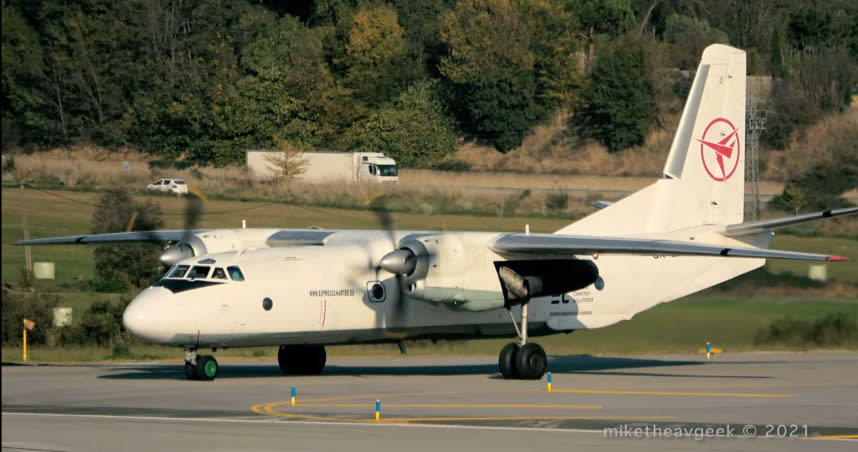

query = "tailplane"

[{"left": 559, "top": 44, "right": 746, "bottom": 236}]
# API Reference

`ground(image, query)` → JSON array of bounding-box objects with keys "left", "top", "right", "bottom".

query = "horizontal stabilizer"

[
  {"left": 724, "top": 207, "right": 858, "bottom": 236},
  {"left": 491, "top": 233, "right": 847, "bottom": 262},
  {"left": 591, "top": 201, "right": 614, "bottom": 209},
  {"left": 15, "top": 230, "right": 199, "bottom": 246}
]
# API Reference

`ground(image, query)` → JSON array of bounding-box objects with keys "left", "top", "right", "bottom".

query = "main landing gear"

[
  {"left": 499, "top": 302, "right": 547, "bottom": 380},
  {"left": 278, "top": 344, "right": 326, "bottom": 375},
  {"left": 184, "top": 348, "right": 219, "bottom": 381}
]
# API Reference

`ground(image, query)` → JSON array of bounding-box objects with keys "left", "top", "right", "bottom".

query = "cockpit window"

[
  {"left": 187, "top": 265, "right": 211, "bottom": 279},
  {"left": 168, "top": 265, "right": 190, "bottom": 278},
  {"left": 212, "top": 267, "right": 227, "bottom": 280},
  {"left": 227, "top": 266, "right": 245, "bottom": 281}
]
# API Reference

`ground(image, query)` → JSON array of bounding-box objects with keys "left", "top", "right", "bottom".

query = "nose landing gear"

[{"left": 184, "top": 348, "right": 219, "bottom": 381}]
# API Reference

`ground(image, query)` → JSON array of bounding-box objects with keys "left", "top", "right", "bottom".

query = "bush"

[
  {"left": 1, "top": 290, "right": 59, "bottom": 347},
  {"left": 432, "top": 159, "right": 472, "bottom": 172},
  {"left": 57, "top": 297, "right": 133, "bottom": 346},
  {"left": 545, "top": 191, "right": 569, "bottom": 213},
  {"left": 754, "top": 312, "right": 858, "bottom": 348}
]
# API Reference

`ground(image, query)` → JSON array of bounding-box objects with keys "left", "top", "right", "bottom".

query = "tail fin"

[{"left": 558, "top": 44, "right": 746, "bottom": 236}]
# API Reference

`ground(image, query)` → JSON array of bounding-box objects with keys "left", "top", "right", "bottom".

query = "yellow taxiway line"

[{"left": 549, "top": 389, "right": 789, "bottom": 398}]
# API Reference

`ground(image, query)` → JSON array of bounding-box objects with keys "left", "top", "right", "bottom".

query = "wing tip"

[{"left": 828, "top": 256, "right": 848, "bottom": 262}]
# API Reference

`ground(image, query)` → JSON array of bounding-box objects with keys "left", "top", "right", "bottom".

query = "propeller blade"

[{"left": 366, "top": 192, "right": 396, "bottom": 250}]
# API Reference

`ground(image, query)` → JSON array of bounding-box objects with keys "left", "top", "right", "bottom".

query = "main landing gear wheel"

[
  {"left": 195, "top": 355, "right": 219, "bottom": 381},
  {"left": 278, "top": 344, "right": 326, "bottom": 375},
  {"left": 498, "top": 343, "right": 520, "bottom": 379},
  {"left": 515, "top": 343, "right": 547, "bottom": 379},
  {"left": 498, "top": 301, "right": 547, "bottom": 380}
]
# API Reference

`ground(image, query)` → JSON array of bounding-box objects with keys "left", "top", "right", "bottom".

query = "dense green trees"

[
  {"left": 2, "top": 0, "right": 857, "bottom": 164},
  {"left": 576, "top": 37, "right": 656, "bottom": 152}
]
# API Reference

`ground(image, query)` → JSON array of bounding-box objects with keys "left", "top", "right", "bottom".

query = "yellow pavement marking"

[
  {"left": 297, "top": 389, "right": 540, "bottom": 404},
  {"left": 378, "top": 415, "right": 676, "bottom": 423},
  {"left": 808, "top": 434, "right": 858, "bottom": 440},
  {"left": 550, "top": 389, "right": 789, "bottom": 398},
  {"left": 251, "top": 403, "right": 673, "bottom": 424},
  {"left": 295, "top": 403, "right": 601, "bottom": 409}
]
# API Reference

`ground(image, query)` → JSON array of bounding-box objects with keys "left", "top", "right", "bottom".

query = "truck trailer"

[{"left": 247, "top": 151, "right": 399, "bottom": 183}]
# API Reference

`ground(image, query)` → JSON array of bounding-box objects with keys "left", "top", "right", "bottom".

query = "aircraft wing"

[
  {"left": 490, "top": 233, "right": 847, "bottom": 262},
  {"left": 15, "top": 230, "right": 200, "bottom": 246},
  {"left": 724, "top": 207, "right": 858, "bottom": 236}
]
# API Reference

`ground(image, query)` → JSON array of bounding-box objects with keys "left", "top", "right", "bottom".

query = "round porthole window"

[
  {"left": 262, "top": 297, "right": 273, "bottom": 311},
  {"left": 367, "top": 281, "right": 386, "bottom": 303}
]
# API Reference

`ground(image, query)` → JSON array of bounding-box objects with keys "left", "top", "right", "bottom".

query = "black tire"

[
  {"left": 279, "top": 345, "right": 327, "bottom": 375},
  {"left": 515, "top": 343, "right": 547, "bottom": 380},
  {"left": 278, "top": 345, "right": 299, "bottom": 374},
  {"left": 195, "top": 355, "right": 218, "bottom": 381},
  {"left": 184, "top": 362, "right": 198, "bottom": 380},
  {"left": 498, "top": 342, "right": 520, "bottom": 379},
  {"left": 303, "top": 345, "right": 326, "bottom": 375}
]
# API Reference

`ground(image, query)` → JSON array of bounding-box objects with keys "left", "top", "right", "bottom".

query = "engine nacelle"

[
  {"left": 159, "top": 229, "right": 243, "bottom": 266},
  {"left": 496, "top": 259, "right": 599, "bottom": 307}
]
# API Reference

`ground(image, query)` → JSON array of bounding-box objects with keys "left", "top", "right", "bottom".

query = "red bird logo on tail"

[{"left": 698, "top": 118, "right": 741, "bottom": 182}]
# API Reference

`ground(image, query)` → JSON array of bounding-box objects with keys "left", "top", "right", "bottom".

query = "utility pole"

[
  {"left": 20, "top": 185, "right": 33, "bottom": 280},
  {"left": 746, "top": 101, "right": 766, "bottom": 221}
]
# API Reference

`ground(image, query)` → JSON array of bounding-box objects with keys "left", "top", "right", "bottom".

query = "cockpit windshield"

[
  {"left": 187, "top": 266, "right": 211, "bottom": 279},
  {"left": 167, "top": 265, "right": 189, "bottom": 278},
  {"left": 162, "top": 263, "right": 245, "bottom": 283},
  {"left": 227, "top": 266, "right": 245, "bottom": 281}
]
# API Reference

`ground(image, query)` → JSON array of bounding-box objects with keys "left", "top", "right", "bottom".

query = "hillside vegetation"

[{"left": 3, "top": 0, "right": 857, "bottom": 177}]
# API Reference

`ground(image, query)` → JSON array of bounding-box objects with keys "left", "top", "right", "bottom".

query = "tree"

[
  {"left": 575, "top": 36, "right": 657, "bottom": 152},
  {"left": 91, "top": 190, "right": 163, "bottom": 291},
  {"left": 264, "top": 137, "right": 309, "bottom": 180},
  {"left": 439, "top": 0, "right": 581, "bottom": 151},
  {"left": 341, "top": 6, "right": 411, "bottom": 107},
  {"left": 342, "top": 81, "right": 457, "bottom": 167},
  {"left": 663, "top": 14, "right": 728, "bottom": 70},
  {"left": 568, "top": 0, "right": 635, "bottom": 67},
  {"left": 771, "top": 25, "right": 786, "bottom": 78}
]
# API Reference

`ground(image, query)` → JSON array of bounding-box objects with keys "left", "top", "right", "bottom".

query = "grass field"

[
  {"left": 3, "top": 296, "right": 856, "bottom": 364},
  {"left": 3, "top": 187, "right": 856, "bottom": 289},
  {"left": 2, "top": 187, "right": 855, "bottom": 364}
]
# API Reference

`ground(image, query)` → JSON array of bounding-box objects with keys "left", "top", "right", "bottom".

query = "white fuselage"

[{"left": 122, "top": 228, "right": 767, "bottom": 349}]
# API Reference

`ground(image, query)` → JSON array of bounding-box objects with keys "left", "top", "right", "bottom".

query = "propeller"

[
  {"left": 366, "top": 193, "right": 413, "bottom": 328},
  {"left": 159, "top": 189, "right": 206, "bottom": 267}
]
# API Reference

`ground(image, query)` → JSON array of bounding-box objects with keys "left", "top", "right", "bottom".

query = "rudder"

[{"left": 558, "top": 44, "right": 746, "bottom": 236}]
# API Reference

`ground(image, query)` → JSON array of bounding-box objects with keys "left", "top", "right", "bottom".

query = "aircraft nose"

[{"left": 123, "top": 287, "right": 176, "bottom": 344}]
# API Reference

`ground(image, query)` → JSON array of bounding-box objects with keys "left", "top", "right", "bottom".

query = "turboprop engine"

[{"left": 159, "top": 230, "right": 243, "bottom": 266}]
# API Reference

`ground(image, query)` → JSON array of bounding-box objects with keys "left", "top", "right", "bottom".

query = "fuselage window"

[
  {"left": 187, "top": 265, "right": 211, "bottom": 279},
  {"left": 227, "top": 266, "right": 245, "bottom": 281},
  {"left": 168, "top": 265, "right": 190, "bottom": 278},
  {"left": 212, "top": 267, "right": 227, "bottom": 280}
]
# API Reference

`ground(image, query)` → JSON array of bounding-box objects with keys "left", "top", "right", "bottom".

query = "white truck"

[{"left": 246, "top": 151, "right": 399, "bottom": 183}]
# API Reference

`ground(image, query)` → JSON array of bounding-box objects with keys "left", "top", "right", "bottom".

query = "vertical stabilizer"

[{"left": 558, "top": 44, "right": 746, "bottom": 236}]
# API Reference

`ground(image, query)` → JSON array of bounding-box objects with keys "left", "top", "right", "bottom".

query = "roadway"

[{"left": 3, "top": 352, "right": 857, "bottom": 451}]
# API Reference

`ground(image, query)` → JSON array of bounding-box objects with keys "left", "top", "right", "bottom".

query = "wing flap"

[{"left": 490, "top": 233, "right": 846, "bottom": 262}]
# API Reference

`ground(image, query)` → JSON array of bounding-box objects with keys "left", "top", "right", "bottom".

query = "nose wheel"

[
  {"left": 499, "top": 303, "right": 547, "bottom": 379},
  {"left": 184, "top": 348, "right": 219, "bottom": 381}
]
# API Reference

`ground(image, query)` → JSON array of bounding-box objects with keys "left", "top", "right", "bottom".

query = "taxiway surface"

[{"left": 3, "top": 352, "right": 857, "bottom": 451}]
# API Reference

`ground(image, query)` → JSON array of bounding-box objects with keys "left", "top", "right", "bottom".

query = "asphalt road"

[{"left": 3, "top": 352, "right": 857, "bottom": 451}]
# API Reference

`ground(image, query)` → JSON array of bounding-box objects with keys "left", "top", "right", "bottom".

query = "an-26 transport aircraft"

[{"left": 18, "top": 45, "right": 856, "bottom": 381}]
